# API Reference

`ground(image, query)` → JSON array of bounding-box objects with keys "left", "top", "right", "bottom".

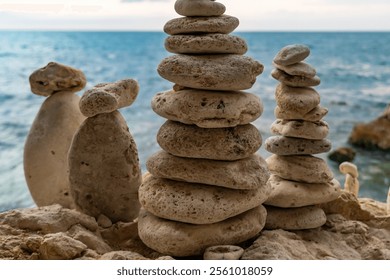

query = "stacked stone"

[
  {"left": 138, "top": 0, "right": 270, "bottom": 257},
  {"left": 264, "top": 44, "right": 341, "bottom": 230}
]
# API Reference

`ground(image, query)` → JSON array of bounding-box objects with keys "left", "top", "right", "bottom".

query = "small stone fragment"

[
  {"left": 273, "top": 44, "right": 310, "bottom": 66},
  {"left": 39, "top": 232, "right": 87, "bottom": 260},
  {"left": 265, "top": 136, "right": 331, "bottom": 155},
  {"left": 271, "top": 119, "right": 329, "bottom": 140},
  {"left": 97, "top": 214, "right": 112, "bottom": 228},
  {"left": 339, "top": 162, "right": 360, "bottom": 196},
  {"left": 203, "top": 245, "right": 244, "bottom": 260},
  {"left": 174, "top": 0, "right": 226, "bottom": 17}
]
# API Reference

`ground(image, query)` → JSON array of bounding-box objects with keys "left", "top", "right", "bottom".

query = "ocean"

[{"left": 0, "top": 31, "right": 389, "bottom": 212}]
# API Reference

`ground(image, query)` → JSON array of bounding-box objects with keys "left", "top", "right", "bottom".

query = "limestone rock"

[
  {"left": 158, "top": 54, "right": 264, "bottom": 91},
  {"left": 203, "top": 245, "right": 244, "bottom": 260},
  {"left": 100, "top": 251, "right": 149, "bottom": 260},
  {"left": 273, "top": 44, "right": 310, "bottom": 66},
  {"left": 273, "top": 61, "right": 316, "bottom": 77},
  {"left": 275, "top": 105, "right": 328, "bottom": 122},
  {"left": 272, "top": 69, "right": 321, "bottom": 87},
  {"left": 271, "top": 119, "right": 329, "bottom": 140},
  {"left": 39, "top": 232, "right": 87, "bottom": 260},
  {"left": 138, "top": 206, "right": 267, "bottom": 257},
  {"left": 68, "top": 225, "right": 112, "bottom": 254},
  {"left": 265, "top": 136, "right": 331, "bottom": 155},
  {"left": 164, "top": 15, "right": 239, "bottom": 35},
  {"left": 139, "top": 173, "right": 270, "bottom": 224},
  {"left": 157, "top": 121, "right": 262, "bottom": 161},
  {"left": 174, "top": 0, "right": 226, "bottom": 17},
  {"left": 152, "top": 89, "right": 263, "bottom": 128},
  {"left": 328, "top": 147, "right": 356, "bottom": 164},
  {"left": 275, "top": 84, "right": 320, "bottom": 115},
  {"left": 147, "top": 151, "right": 269, "bottom": 190}
]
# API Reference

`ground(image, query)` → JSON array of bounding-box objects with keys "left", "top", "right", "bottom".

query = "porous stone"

[
  {"left": 265, "top": 136, "right": 331, "bottom": 155},
  {"left": 158, "top": 55, "right": 263, "bottom": 91},
  {"left": 39, "top": 232, "right": 87, "bottom": 260},
  {"left": 275, "top": 105, "right": 328, "bottom": 122},
  {"left": 147, "top": 151, "right": 270, "bottom": 190},
  {"left": 165, "top": 34, "right": 247, "bottom": 54},
  {"left": 157, "top": 121, "right": 262, "bottom": 161},
  {"left": 272, "top": 69, "right": 321, "bottom": 87},
  {"left": 265, "top": 175, "right": 341, "bottom": 208},
  {"left": 203, "top": 245, "right": 244, "bottom": 260},
  {"left": 79, "top": 79, "right": 139, "bottom": 117},
  {"left": 273, "top": 44, "right": 310, "bottom": 66},
  {"left": 273, "top": 61, "right": 316, "bottom": 77},
  {"left": 29, "top": 62, "right": 86, "bottom": 97},
  {"left": 265, "top": 206, "right": 327, "bottom": 230},
  {"left": 271, "top": 119, "right": 329, "bottom": 140},
  {"left": 151, "top": 89, "right": 263, "bottom": 128},
  {"left": 24, "top": 91, "right": 85, "bottom": 208},
  {"left": 275, "top": 84, "right": 320, "bottom": 115},
  {"left": 68, "top": 111, "right": 141, "bottom": 223},
  {"left": 174, "top": 0, "right": 226, "bottom": 17},
  {"left": 139, "top": 173, "right": 270, "bottom": 224},
  {"left": 266, "top": 154, "right": 334, "bottom": 184},
  {"left": 164, "top": 15, "right": 239, "bottom": 35},
  {"left": 138, "top": 206, "right": 267, "bottom": 257}
]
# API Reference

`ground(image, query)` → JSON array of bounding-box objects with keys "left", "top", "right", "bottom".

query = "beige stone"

[
  {"left": 29, "top": 62, "right": 86, "bottom": 97},
  {"left": 203, "top": 245, "right": 244, "bottom": 260},
  {"left": 139, "top": 173, "right": 270, "bottom": 224},
  {"left": 174, "top": 0, "right": 226, "bottom": 16},
  {"left": 138, "top": 206, "right": 267, "bottom": 257},
  {"left": 165, "top": 34, "right": 247, "bottom": 54},
  {"left": 24, "top": 91, "right": 85, "bottom": 208},
  {"left": 273, "top": 61, "right": 316, "bottom": 77},
  {"left": 265, "top": 175, "right": 341, "bottom": 208},
  {"left": 275, "top": 105, "right": 328, "bottom": 122},
  {"left": 265, "top": 206, "right": 327, "bottom": 230},
  {"left": 339, "top": 162, "right": 360, "bottom": 196},
  {"left": 164, "top": 15, "right": 239, "bottom": 35},
  {"left": 271, "top": 119, "right": 329, "bottom": 140},
  {"left": 275, "top": 84, "right": 320, "bottom": 115},
  {"left": 157, "top": 121, "right": 262, "bottom": 161},
  {"left": 265, "top": 136, "right": 331, "bottom": 155},
  {"left": 100, "top": 251, "right": 149, "bottom": 260},
  {"left": 152, "top": 89, "right": 263, "bottom": 128},
  {"left": 68, "top": 111, "right": 141, "bottom": 223},
  {"left": 39, "top": 232, "right": 87, "bottom": 260},
  {"left": 273, "top": 44, "right": 310, "bottom": 66},
  {"left": 79, "top": 79, "right": 139, "bottom": 117},
  {"left": 266, "top": 154, "right": 334, "bottom": 184},
  {"left": 158, "top": 54, "right": 263, "bottom": 91},
  {"left": 272, "top": 69, "right": 321, "bottom": 87},
  {"left": 147, "top": 151, "right": 269, "bottom": 190}
]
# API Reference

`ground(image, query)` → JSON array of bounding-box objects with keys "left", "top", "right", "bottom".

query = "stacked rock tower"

[
  {"left": 138, "top": 0, "right": 270, "bottom": 257},
  {"left": 264, "top": 44, "right": 341, "bottom": 230}
]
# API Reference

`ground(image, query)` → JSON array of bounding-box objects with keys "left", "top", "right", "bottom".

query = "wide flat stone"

[
  {"left": 158, "top": 54, "right": 264, "bottom": 91},
  {"left": 275, "top": 105, "right": 328, "bottom": 122},
  {"left": 151, "top": 89, "right": 263, "bottom": 128},
  {"left": 271, "top": 119, "right": 329, "bottom": 140},
  {"left": 174, "top": 0, "right": 226, "bottom": 17},
  {"left": 265, "top": 136, "right": 331, "bottom": 155},
  {"left": 275, "top": 84, "right": 320, "bottom": 115},
  {"left": 273, "top": 61, "right": 316, "bottom": 78},
  {"left": 272, "top": 69, "right": 321, "bottom": 87},
  {"left": 147, "top": 151, "right": 270, "bottom": 190},
  {"left": 138, "top": 206, "right": 267, "bottom": 257},
  {"left": 273, "top": 44, "right": 310, "bottom": 66},
  {"left": 157, "top": 121, "right": 262, "bottom": 161}
]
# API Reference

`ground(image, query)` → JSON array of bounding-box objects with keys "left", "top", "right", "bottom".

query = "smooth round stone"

[
  {"left": 265, "top": 136, "right": 332, "bottom": 155},
  {"left": 275, "top": 105, "right": 328, "bottom": 122},
  {"left": 164, "top": 15, "right": 239, "bottom": 35},
  {"left": 158, "top": 54, "right": 264, "bottom": 91},
  {"left": 152, "top": 89, "right": 263, "bottom": 128},
  {"left": 69, "top": 111, "right": 142, "bottom": 223},
  {"left": 275, "top": 84, "right": 320, "bottom": 115},
  {"left": 273, "top": 61, "right": 316, "bottom": 78},
  {"left": 157, "top": 121, "right": 262, "bottom": 161},
  {"left": 266, "top": 154, "right": 334, "bottom": 184},
  {"left": 203, "top": 245, "right": 244, "bottom": 260},
  {"left": 273, "top": 44, "right": 310, "bottom": 66},
  {"left": 265, "top": 175, "right": 341, "bottom": 208},
  {"left": 138, "top": 206, "right": 267, "bottom": 257},
  {"left": 174, "top": 0, "right": 226, "bottom": 16},
  {"left": 265, "top": 205, "right": 327, "bottom": 230},
  {"left": 272, "top": 69, "right": 321, "bottom": 87},
  {"left": 139, "top": 173, "right": 270, "bottom": 224},
  {"left": 271, "top": 119, "right": 329, "bottom": 140},
  {"left": 147, "top": 151, "right": 270, "bottom": 190},
  {"left": 165, "top": 34, "right": 247, "bottom": 54}
]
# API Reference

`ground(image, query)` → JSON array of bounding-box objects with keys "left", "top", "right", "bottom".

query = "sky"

[{"left": 0, "top": 0, "right": 389, "bottom": 31}]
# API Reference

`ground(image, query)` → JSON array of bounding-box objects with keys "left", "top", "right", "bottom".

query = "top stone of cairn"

[
  {"left": 273, "top": 44, "right": 310, "bottom": 66},
  {"left": 175, "top": 0, "right": 226, "bottom": 17}
]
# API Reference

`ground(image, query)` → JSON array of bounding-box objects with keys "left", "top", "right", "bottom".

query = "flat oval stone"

[
  {"left": 165, "top": 34, "right": 247, "bottom": 54},
  {"left": 265, "top": 205, "right": 327, "bottom": 230},
  {"left": 139, "top": 174, "right": 270, "bottom": 224},
  {"left": 152, "top": 89, "right": 263, "bottom": 128},
  {"left": 203, "top": 245, "right": 244, "bottom": 260},
  {"left": 272, "top": 69, "right": 321, "bottom": 87},
  {"left": 273, "top": 61, "right": 316, "bottom": 78},
  {"left": 275, "top": 84, "right": 320, "bottom": 115},
  {"left": 164, "top": 15, "right": 239, "bottom": 35},
  {"left": 266, "top": 154, "right": 334, "bottom": 184},
  {"left": 265, "top": 175, "right": 341, "bottom": 208},
  {"left": 158, "top": 54, "right": 264, "bottom": 91},
  {"left": 273, "top": 44, "right": 310, "bottom": 66},
  {"left": 157, "top": 121, "right": 262, "bottom": 161},
  {"left": 147, "top": 151, "right": 270, "bottom": 190},
  {"left": 138, "top": 206, "right": 267, "bottom": 257},
  {"left": 265, "top": 136, "right": 332, "bottom": 155},
  {"left": 275, "top": 105, "right": 328, "bottom": 122},
  {"left": 174, "top": 0, "right": 226, "bottom": 17},
  {"left": 271, "top": 119, "right": 329, "bottom": 140}
]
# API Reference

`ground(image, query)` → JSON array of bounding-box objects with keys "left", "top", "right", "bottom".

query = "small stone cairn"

[
  {"left": 138, "top": 0, "right": 270, "bottom": 257},
  {"left": 264, "top": 44, "right": 341, "bottom": 230}
]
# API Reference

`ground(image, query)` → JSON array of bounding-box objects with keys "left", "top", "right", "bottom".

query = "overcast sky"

[{"left": 0, "top": 0, "right": 389, "bottom": 31}]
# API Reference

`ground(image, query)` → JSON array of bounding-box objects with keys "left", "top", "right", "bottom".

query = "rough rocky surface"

[
  {"left": 271, "top": 119, "right": 329, "bottom": 140},
  {"left": 275, "top": 105, "right": 328, "bottom": 122},
  {"left": 265, "top": 136, "right": 331, "bottom": 155}
]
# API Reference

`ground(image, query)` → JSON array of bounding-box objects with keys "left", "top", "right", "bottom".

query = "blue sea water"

[{"left": 0, "top": 31, "right": 390, "bottom": 212}]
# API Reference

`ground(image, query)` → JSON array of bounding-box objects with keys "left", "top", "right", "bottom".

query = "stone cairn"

[
  {"left": 137, "top": 0, "right": 270, "bottom": 257},
  {"left": 68, "top": 79, "right": 142, "bottom": 223},
  {"left": 24, "top": 62, "right": 86, "bottom": 209},
  {"left": 264, "top": 44, "right": 341, "bottom": 230}
]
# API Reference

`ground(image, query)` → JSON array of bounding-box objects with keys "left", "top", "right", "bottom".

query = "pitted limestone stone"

[
  {"left": 275, "top": 84, "right": 320, "bottom": 115},
  {"left": 151, "top": 89, "right": 263, "bottom": 128},
  {"left": 174, "top": 0, "right": 226, "bottom": 17},
  {"left": 275, "top": 105, "right": 328, "bottom": 122},
  {"left": 271, "top": 69, "right": 321, "bottom": 87},
  {"left": 265, "top": 136, "right": 331, "bottom": 155},
  {"left": 273, "top": 61, "right": 316, "bottom": 78},
  {"left": 271, "top": 119, "right": 329, "bottom": 140},
  {"left": 273, "top": 44, "right": 310, "bottom": 66}
]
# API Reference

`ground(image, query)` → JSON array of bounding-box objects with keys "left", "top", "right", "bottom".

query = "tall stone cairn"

[
  {"left": 264, "top": 44, "right": 342, "bottom": 230},
  {"left": 138, "top": 0, "right": 270, "bottom": 257}
]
